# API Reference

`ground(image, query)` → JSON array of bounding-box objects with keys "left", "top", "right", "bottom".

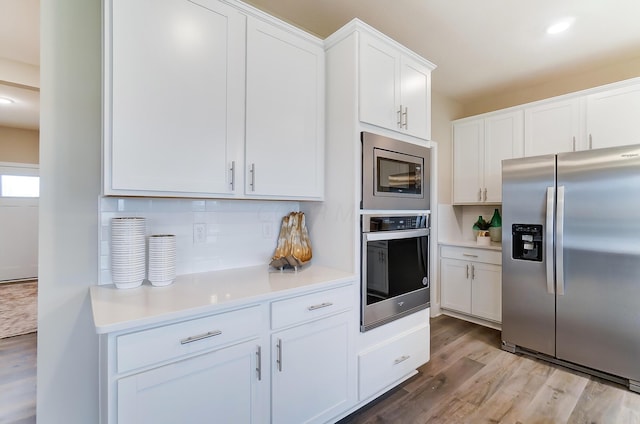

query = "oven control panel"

[{"left": 365, "top": 215, "right": 429, "bottom": 232}]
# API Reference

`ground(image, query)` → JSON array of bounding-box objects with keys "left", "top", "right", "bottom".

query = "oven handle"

[{"left": 364, "top": 228, "right": 430, "bottom": 242}]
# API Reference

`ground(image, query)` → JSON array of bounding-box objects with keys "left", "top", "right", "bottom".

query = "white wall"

[
  {"left": 99, "top": 198, "right": 298, "bottom": 283},
  {"left": 431, "top": 90, "right": 463, "bottom": 204},
  {"left": 37, "top": 1, "right": 101, "bottom": 422}
]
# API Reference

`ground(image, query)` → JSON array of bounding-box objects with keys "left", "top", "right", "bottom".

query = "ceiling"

[
  {"left": 242, "top": 0, "right": 640, "bottom": 103},
  {"left": 2, "top": 0, "right": 640, "bottom": 130},
  {"left": 0, "top": 0, "right": 39, "bottom": 130}
]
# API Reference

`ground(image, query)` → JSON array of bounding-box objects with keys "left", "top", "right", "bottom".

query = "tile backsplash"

[{"left": 99, "top": 197, "right": 299, "bottom": 285}]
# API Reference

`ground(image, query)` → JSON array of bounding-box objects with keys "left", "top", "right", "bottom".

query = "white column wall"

[{"left": 37, "top": 0, "right": 101, "bottom": 422}]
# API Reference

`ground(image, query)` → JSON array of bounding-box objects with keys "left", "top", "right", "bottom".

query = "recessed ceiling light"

[
  {"left": 0, "top": 97, "right": 15, "bottom": 105},
  {"left": 547, "top": 18, "right": 575, "bottom": 35}
]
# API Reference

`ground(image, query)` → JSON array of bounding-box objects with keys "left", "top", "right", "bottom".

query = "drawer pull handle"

[
  {"left": 394, "top": 355, "right": 410, "bottom": 365},
  {"left": 180, "top": 330, "right": 222, "bottom": 345},
  {"left": 462, "top": 253, "right": 478, "bottom": 258},
  {"left": 276, "top": 338, "right": 283, "bottom": 372},
  {"left": 256, "top": 346, "right": 262, "bottom": 381},
  {"left": 308, "top": 302, "right": 333, "bottom": 311}
]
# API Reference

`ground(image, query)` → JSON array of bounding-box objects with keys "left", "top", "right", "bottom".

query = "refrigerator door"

[
  {"left": 556, "top": 144, "right": 640, "bottom": 382},
  {"left": 502, "top": 154, "right": 557, "bottom": 356}
]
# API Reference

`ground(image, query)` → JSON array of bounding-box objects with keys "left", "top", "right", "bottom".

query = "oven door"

[{"left": 361, "top": 228, "right": 430, "bottom": 331}]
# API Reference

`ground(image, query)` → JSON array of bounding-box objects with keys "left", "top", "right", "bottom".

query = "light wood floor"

[
  {"left": 341, "top": 315, "right": 640, "bottom": 424},
  {"left": 0, "top": 332, "right": 36, "bottom": 424}
]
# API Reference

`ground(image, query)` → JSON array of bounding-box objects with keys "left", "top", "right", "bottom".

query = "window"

[
  {"left": 1, "top": 175, "right": 40, "bottom": 197},
  {"left": 0, "top": 163, "right": 39, "bottom": 204}
]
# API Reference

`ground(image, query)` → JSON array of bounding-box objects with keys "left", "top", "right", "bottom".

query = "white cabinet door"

[
  {"left": 271, "top": 313, "right": 351, "bottom": 424},
  {"left": 452, "top": 119, "right": 483, "bottom": 204},
  {"left": 245, "top": 17, "right": 324, "bottom": 199},
  {"left": 399, "top": 56, "right": 431, "bottom": 139},
  {"left": 483, "top": 111, "right": 523, "bottom": 203},
  {"left": 359, "top": 32, "right": 433, "bottom": 140},
  {"left": 358, "top": 323, "right": 430, "bottom": 401},
  {"left": 587, "top": 83, "right": 640, "bottom": 150},
  {"left": 359, "top": 33, "right": 399, "bottom": 134},
  {"left": 107, "top": 0, "right": 245, "bottom": 195},
  {"left": 440, "top": 258, "right": 471, "bottom": 314},
  {"left": 470, "top": 262, "right": 502, "bottom": 322},
  {"left": 524, "top": 98, "right": 581, "bottom": 156},
  {"left": 453, "top": 111, "right": 522, "bottom": 204},
  {"left": 117, "top": 340, "right": 262, "bottom": 424}
]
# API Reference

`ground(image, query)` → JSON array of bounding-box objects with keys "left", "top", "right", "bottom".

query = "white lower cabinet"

[
  {"left": 440, "top": 246, "right": 502, "bottom": 323},
  {"left": 270, "top": 284, "right": 355, "bottom": 423},
  {"left": 117, "top": 340, "right": 262, "bottom": 424},
  {"left": 105, "top": 305, "right": 265, "bottom": 424},
  {"left": 101, "top": 283, "right": 356, "bottom": 424},
  {"left": 358, "top": 323, "right": 430, "bottom": 401},
  {"left": 271, "top": 313, "right": 352, "bottom": 424}
]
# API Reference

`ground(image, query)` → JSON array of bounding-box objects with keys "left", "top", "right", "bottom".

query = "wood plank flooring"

[
  {"left": 341, "top": 315, "right": 640, "bottom": 424},
  {"left": 0, "top": 332, "right": 36, "bottom": 424}
]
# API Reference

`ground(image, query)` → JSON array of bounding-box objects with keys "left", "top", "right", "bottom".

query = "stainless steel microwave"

[{"left": 361, "top": 132, "right": 430, "bottom": 210}]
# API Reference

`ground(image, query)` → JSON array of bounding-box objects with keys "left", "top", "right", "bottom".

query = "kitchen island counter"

[{"left": 90, "top": 264, "right": 354, "bottom": 334}]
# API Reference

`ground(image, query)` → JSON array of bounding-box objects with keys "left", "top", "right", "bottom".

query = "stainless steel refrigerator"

[{"left": 501, "top": 143, "right": 640, "bottom": 392}]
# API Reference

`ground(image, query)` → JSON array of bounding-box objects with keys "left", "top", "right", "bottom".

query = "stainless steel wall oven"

[{"left": 361, "top": 214, "right": 430, "bottom": 331}]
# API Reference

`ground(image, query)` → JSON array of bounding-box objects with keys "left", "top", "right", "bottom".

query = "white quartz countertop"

[
  {"left": 439, "top": 239, "right": 502, "bottom": 251},
  {"left": 90, "top": 265, "right": 355, "bottom": 334}
]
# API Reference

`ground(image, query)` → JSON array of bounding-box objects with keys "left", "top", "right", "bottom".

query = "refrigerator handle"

[
  {"left": 545, "top": 186, "right": 555, "bottom": 294},
  {"left": 556, "top": 186, "right": 566, "bottom": 295}
]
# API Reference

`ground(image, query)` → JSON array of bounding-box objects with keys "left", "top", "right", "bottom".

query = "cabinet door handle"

[
  {"left": 471, "top": 264, "right": 475, "bottom": 280},
  {"left": 572, "top": 136, "right": 576, "bottom": 152},
  {"left": 249, "top": 163, "right": 255, "bottom": 191},
  {"left": 397, "top": 106, "right": 403, "bottom": 128},
  {"left": 394, "top": 355, "right": 410, "bottom": 365},
  {"left": 483, "top": 188, "right": 487, "bottom": 201},
  {"left": 462, "top": 253, "right": 478, "bottom": 258},
  {"left": 276, "top": 338, "right": 283, "bottom": 372},
  {"left": 180, "top": 330, "right": 222, "bottom": 345},
  {"left": 478, "top": 188, "right": 482, "bottom": 202},
  {"left": 466, "top": 264, "right": 469, "bottom": 279},
  {"left": 589, "top": 134, "right": 593, "bottom": 150},
  {"left": 256, "top": 345, "right": 262, "bottom": 381},
  {"left": 229, "top": 161, "right": 235, "bottom": 191},
  {"left": 402, "top": 106, "right": 408, "bottom": 129},
  {"left": 307, "top": 302, "right": 333, "bottom": 311}
]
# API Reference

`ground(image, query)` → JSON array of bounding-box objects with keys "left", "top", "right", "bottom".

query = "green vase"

[
  {"left": 489, "top": 209, "right": 502, "bottom": 242},
  {"left": 490, "top": 209, "right": 501, "bottom": 228},
  {"left": 472, "top": 215, "right": 486, "bottom": 238}
]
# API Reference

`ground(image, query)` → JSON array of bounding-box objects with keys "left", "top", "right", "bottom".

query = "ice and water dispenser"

[{"left": 512, "top": 224, "right": 543, "bottom": 261}]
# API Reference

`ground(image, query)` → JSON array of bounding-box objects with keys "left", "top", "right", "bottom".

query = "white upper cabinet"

[
  {"left": 359, "top": 32, "right": 434, "bottom": 140},
  {"left": 453, "top": 119, "right": 483, "bottom": 204},
  {"left": 106, "top": 0, "right": 245, "bottom": 196},
  {"left": 104, "top": 0, "right": 324, "bottom": 200},
  {"left": 453, "top": 110, "right": 523, "bottom": 204},
  {"left": 586, "top": 84, "right": 640, "bottom": 150},
  {"left": 524, "top": 98, "right": 582, "bottom": 156},
  {"left": 245, "top": 17, "right": 324, "bottom": 199},
  {"left": 484, "top": 111, "right": 524, "bottom": 203}
]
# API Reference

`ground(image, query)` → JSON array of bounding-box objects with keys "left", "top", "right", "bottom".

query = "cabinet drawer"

[
  {"left": 116, "top": 305, "right": 261, "bottom": 373},
  {"left": 440, "top": 245, "right": 501, "bottom": 265},
  {"left": 358, "top": 324, "right": 430, "bottom": 401},
  {"left": 271, "top": 284, "right": 353, "bottom": 330}
]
